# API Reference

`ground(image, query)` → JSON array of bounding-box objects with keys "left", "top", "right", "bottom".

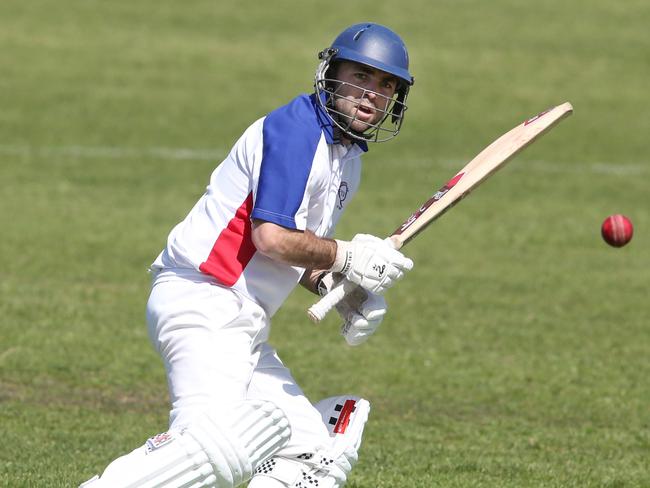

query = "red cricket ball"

[{"left": 601, "top": 214, "right": 633, "bottom": 247}]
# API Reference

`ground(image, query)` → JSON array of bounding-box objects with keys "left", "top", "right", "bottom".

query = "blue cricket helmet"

[
  {"left": 329, "top": 23, "right": 414, "bottom": 87},
  {"left": 315, "top": 23, "right": 415, "bottom": 143}
]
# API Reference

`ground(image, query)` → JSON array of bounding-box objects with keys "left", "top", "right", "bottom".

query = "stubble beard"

[{"left": 334, "top": 97, "right": 383, "bottom": 134}]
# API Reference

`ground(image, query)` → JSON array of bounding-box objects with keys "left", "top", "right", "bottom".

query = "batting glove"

[
  {"left": 330, "top": 234, "right": 413, "bottom": 295},
  {"left": 318, "top": 273, "right": 387, "bottom": 346}
]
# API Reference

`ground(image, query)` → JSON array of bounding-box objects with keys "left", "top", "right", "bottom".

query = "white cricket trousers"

[{"left": 146, "top": 268, "right": 331, "bottom": 456}]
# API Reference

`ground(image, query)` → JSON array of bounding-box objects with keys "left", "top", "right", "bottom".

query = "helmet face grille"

[{"left": 315, "top": 76, "right": 408, "bottom": 143}]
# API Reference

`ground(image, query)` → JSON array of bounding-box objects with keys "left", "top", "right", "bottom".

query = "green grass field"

[{"left": 2, "top": 1, "right": 649, "bottom": 486}]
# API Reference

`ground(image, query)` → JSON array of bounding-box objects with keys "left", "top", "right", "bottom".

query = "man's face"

[{"left": 331, "top": 61, "right": 398, "bottom": 134}]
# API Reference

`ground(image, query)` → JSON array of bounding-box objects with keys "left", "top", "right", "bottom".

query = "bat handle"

[
  {"left": 307, "top": 279, "right": 355, "bottom": 323},
  {"left": 307, "top": 237, "right": 401, "bottom": 324}
]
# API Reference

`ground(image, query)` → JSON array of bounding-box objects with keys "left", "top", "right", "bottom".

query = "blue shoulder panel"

[{"left": 252, "top": 94, "right": 323, "bottom": 229}]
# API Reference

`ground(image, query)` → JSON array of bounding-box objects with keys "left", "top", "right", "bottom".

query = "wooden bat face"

[
  {"left": 390, "top": 102, "right": 573, "bottom": 249},
  {"left": 393, "top": 172, "right": 465, "bottom": 236}
]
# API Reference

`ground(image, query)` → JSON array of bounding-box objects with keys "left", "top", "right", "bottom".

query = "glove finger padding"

[
  {"left": 338, "top": 291, "right": 387, "bottom": 346},
  {"left": 332, "top": 234, "right": 413, "bottom": 295},
  {"left": 342, "top": 317, "right": 372, "bottom": 346},
  {"left": 316, "top": 270, "right": 389, "bottom": 345},
  {"left": 358, "top": 292, "right": 387, "bottom": 322},
  {"left": 334, "top": 286, "right": 370, "bottom": 324}
]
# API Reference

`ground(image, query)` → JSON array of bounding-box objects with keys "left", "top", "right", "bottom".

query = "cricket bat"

[{"left": 308, "top": 102, "right": 573, "bottom": 323}]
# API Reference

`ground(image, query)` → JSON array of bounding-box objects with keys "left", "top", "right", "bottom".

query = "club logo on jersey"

[
  {"left": 394, "top": 172, "right": 465, "bottom": 234},
  {"left": 337, "top": 182, "right": 349, "bottom": 209},
  {"left": 145, "top": 432, "right": 174, "bottom": 453},
  {"left": 524, "top": 108, "right": 551, "bottom": 126}
]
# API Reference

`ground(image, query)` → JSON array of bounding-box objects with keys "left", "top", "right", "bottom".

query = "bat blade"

[
  {"left": 390, "top": 102, "right": 573, "bottom": 249},
  {"left": 308, "top": 102, "right": 573, "bottom": 324}
]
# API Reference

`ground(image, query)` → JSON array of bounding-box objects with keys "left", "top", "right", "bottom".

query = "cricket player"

[{"left": 80, "top": 22, "right": 415, "bottom": 488}]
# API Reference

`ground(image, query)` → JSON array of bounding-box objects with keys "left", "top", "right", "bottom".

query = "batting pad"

[
  {"left": 248, "top": 395, "right": 370, "bottom": 488},
  {"left": 79, "top": 400, "right": 291, "bottom": 488},
  {"left": 314, "top": 395, "right": 370, "bottom": 475}
]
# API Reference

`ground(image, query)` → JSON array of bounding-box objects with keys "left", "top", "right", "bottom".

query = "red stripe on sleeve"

[{"left": 199, "top": 192, "right": 257, "bottom": 286}]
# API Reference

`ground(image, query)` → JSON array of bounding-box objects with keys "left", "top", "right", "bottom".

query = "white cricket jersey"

[{"left": 151, "top": 93, "right": 367, "bottom": 316}]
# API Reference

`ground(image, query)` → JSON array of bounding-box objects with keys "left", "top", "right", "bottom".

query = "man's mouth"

[
  {"left": 357, "top": 104, "right": 375, "bottom": 116},
  {"left": 354, "top": 103, "right": 376, "bottom": 122}
]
